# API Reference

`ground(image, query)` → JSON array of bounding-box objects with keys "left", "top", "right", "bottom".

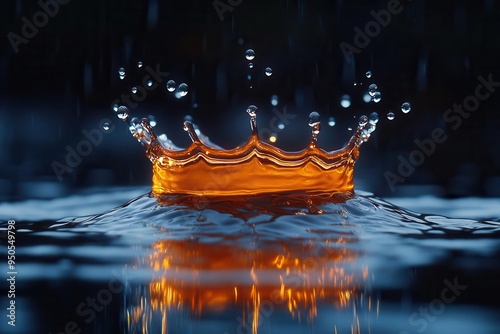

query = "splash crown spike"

[{"left": 123, "top": 106, "right": 376, "bottom": 196}]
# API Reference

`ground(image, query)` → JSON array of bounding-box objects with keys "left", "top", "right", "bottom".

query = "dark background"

[{"left": 1, "top": 0, "right": 500, "bottom": 201}]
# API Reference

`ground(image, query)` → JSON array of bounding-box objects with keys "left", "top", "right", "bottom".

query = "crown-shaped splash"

[{"left": 118, "top": 105, "right": 378, "bottom": 196}]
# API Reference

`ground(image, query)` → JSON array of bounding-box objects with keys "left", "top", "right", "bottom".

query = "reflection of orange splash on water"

[{"left": 128, "top": 237, "right": 371, "bottom": 334}]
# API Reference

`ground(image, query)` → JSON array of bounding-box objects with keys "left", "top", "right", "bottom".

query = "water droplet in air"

[
  {"left": 178, "top": 83, "right": 189, "bottom": 97},
  {"left": 131, "top": 87, "right": 138, "bottom": 94},
  {"left": 269, "top": 134, "right": 277, "bottom": 143},
  {"left": 401, "top": 102, "right": 411, "bottom": 113},
  {"left": 119, "top": 67, "right": 125, "bottom": 76},
  {"left": 368, "top": 84, "right": 378, "bottom": 97},
  {"left": 116, "top": 106, "right": 129, "bottom": 121},
  {"left": 387, "top": 112, "right": 395, "bottom": 120},
  {"left": 102, "top": 123, "right": 110, "bottom": 131},
  {"left": 246, "top": 105, "right": 258, "bottom": 118},
  {"left": 277, "top": 122, "right": 285, "bottom": 130},
  {"left": 265, "top": 67, "right": 273, "bottom": 76},
  {"left": 363, "top": 93, "right": 372, "bottom": 103},
  {"left": 369, "top": 112, "right": 379, "bottom": 125},
  {"left": 366, "top": 70, "right": 372, "bottom": 78},
  {"left": 353, "top": 82, "right": 357, "bottom": 86},
  {"left": 166, "top": 80, "right": 176, "bottom": 92},
  {"left": 308, "top": 111, "right": 321, "bottom": 144},
  {"left": 340, "top": 94, "right": 351, "bottom": 108},
  {"left": 328, "top": 116, "right": 336, "bottom": 127},
  {"left": 112, "top": 104, "right": 119, "bottom": 112},
  {"left": 358, "top": 115, "right": 368, "bottom": 126},
  {"left": 245, "top": 49, "right": 255, "bottom": 61},
  {"left": 137, "top": 61, "right": 143, "bottom": 68},
  {"left": 248, "top": 63, "right": 254, "bottom": 69},
  {"left": 147, "top": 80, "right": 153, "bottom": 87},
  {"left": 373, "top": 91, "right": 382, "bottom": 103},
  {"left": 308, "top": 111, "right": 321, "bottom": 127},
  {"left": 147, "top": 115, "right": 157, "bottom": 127},
  {"left": 271, "top": 94, "right": 279, "bottom": 106}
]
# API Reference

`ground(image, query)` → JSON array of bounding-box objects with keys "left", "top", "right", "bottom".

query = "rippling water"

[{"left": 1, "top": 187, "right": 499, "bottom": 334}]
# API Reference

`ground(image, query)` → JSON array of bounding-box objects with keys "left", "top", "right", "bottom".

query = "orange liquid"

[{"left": 149, "top": 133, "right": 361, "bottom": 196}]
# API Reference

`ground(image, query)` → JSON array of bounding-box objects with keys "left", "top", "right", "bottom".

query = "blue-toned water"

[{"left": 0, "top": 188, "right": 499, "bottom": 334}]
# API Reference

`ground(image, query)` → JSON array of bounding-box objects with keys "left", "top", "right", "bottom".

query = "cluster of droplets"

[
  {"left": 366, "top": 71, "right": 413, "bottom": 120},
  {"left": 245, "top": 49, "right": 273, "bottom": 88},
  {"left": 166, "top": 81, "right": 189, "bottom": 99},
  {"left": 117, "top": 63, "right": 188, "bottom": 99}
]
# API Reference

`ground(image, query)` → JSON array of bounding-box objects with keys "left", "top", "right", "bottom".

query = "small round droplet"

[
  {"left": 246, "top": 105, "right": 258, "bottom": 117},
  {"left": 353, "top": 82, "right": 357, "bottom": 86},
  {"left": 166, "top": 80, "right": 176, "bottom": 92},
  {"left": 102, "top": 123, "right": 110, "bottom": 131},
  {"left": 137, "top": 61, "right": 143, "bottom": 68},
  {"left": 116, "top": 106, "right": 129, "bottom": 121},
  {"left": 368, "top": 84, "right": 378, "bottom": 97},
  {"left": 366, "top": 71, "right": 372, "bottom": 78},
  {"left": 271, "top": 94, "right": 279, "bottom": 106},
  {"left": 269, "top": 134, "right": 277, "bottom": 143},
  {"left": 245, "top": 49, "right": 255, "bottom": 61},
  {"left": 373, "top": 91, "right": 382, "bottom": 103},
  {"left": 265, "top": 67, "right": 273, "bottom": 76},
  {"left": 358, "top": 115, "right": 368, "bottom": 126},
  {"left": 328, "top": 116, "right": 336, "bottom": 127},
  {"left": 147, "top": 80, "right": 153, "bottom": 87},
  {"left": 387, "top": 112, "right": 395, "bottom": 120},
  {"left": 248, "top": 63, "right": 254, "bottom": 69},
  {"left": 340, "top": 94, "right": 351, "bottom": 108},
  {"left": 147, "top": 115, "right": 157, "bottom": 127},
  {"left": 277, "top": 122, "right": 285, "bottom": 130},
  {"left": 177, "top": 83, "right": 188, "bottom": 97},
  {"left": 131, "top": 87, "right": 138, "bottom": 94},
  {"left": 112, "top": 104, "right": 119, "bottom": 112},
  {"left": 363, "top": 93, "right": 372, "bottom": 103},
  {"left": 130, "top": 117, "right": 140, "bottom": 127},
  {"left": 118, "top": 67, "right": 125, "bottom": 76},
  {"left": 401, "top": 102, "right": 411, "bottom": 113},
  {"left": 369, "top": 112, "right": 379, "bottom": 125},
  {"left": 308, "top": 111, "right": 321, "bottom": 127}
]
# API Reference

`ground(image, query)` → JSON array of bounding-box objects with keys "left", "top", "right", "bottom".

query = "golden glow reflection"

[{"left": 127, "top": 237, "right": 375, "bottom": 333}]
